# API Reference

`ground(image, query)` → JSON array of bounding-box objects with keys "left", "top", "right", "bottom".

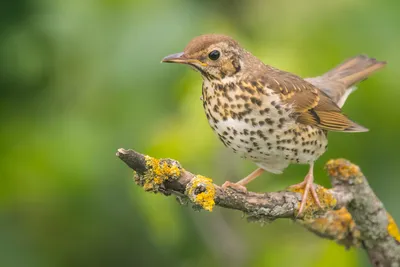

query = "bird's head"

[{"left": 162, "top": 34, "right": 244, "bottom": 80}]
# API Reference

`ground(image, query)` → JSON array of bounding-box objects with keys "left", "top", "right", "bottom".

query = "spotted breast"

[{"left": 202, "top": 76, "right": 328, "bottom": 174}]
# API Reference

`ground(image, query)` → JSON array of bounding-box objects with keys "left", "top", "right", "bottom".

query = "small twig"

[{"left": 116, "top": 148, "right": 400, "bottom": 266}]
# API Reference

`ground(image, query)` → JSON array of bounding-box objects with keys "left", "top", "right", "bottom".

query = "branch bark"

[{"left": 116, "top": 148, "right": 400, "bottom": 267}]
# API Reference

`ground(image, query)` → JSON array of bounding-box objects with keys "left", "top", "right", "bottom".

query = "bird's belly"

[{"left": 210, "top": 117, "right": 328, "bottom": 174}]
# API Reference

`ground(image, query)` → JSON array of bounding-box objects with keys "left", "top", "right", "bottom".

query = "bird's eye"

[{"left": 208, "top": 50, "right": 220, "bottom": 60}]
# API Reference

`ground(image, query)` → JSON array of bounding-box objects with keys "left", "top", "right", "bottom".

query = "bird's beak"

[
  {"left": 162, "top": 52, "right": 186, "bottom": 63},
  {"left": 162, "top": 52, "right": 207, "bottom": 66}
]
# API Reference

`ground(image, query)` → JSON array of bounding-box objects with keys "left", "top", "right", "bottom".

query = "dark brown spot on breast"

[
  {"left": 265, "top": 118, "right": 274, "bottom": 125},
  {"left": 245, "top": 87, "right": 256, "bottom": 95},
  {"left": 250, "top": 97, "right": 262, "bottom": 106},
  {"left": 240, "top": 95, "right": 249, "bottom": 101}
]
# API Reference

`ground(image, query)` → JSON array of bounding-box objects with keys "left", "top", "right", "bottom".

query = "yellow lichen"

[
  {"left": 289, "top": 185, "right": 337, "bottom": 220},
  {"left": 325, "top": 159, "right": 363, "bottom": 183},
  {"left": 136, "top": 155, "right": 181, "bottom": 192},
  {"left": 300, "top": 207, "right": 361, "bottom": 248},
  {"left": 387, "top": 213, "right": 400, "bottom": 243},
  {"left": 186, "top": 175, "right": 215, "bottom": 212}
]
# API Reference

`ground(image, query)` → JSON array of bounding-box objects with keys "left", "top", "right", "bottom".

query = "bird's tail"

[
  {"left": 322, "top": 55, "right": 386, "bottom": 88},
  {"left": 306, "top": 55, "right": 386, "bottom": 108}
]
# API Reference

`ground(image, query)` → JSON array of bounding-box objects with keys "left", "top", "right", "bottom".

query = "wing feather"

[{"left": 261, "top": 67, "right": 368, "bottom": 132}]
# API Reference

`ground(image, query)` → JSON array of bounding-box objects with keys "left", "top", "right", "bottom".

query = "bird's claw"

[
  {"left": 289, "top": 174, "right": 322, "bottom": 216},
  {"left": 221, "top": 181, "right": 248, "bottom": 193}
]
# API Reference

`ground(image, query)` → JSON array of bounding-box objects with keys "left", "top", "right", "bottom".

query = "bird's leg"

[
  {"left": 237, "top": 168, "right": 265, "bottom": 186},
  {"left": 289, "top": 163, "right": 322, "bottom": 216},
  {"left": 222, "top": 168, "right": 264, "bottom": 193}
]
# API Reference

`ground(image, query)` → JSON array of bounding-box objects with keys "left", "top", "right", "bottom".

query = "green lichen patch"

[{"left": 185, "top": 175, "right": 215, "bottom": 212}]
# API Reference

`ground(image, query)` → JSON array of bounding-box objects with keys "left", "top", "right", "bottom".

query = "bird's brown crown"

[{"left": 183, "top": 34, "right": 239, "bottom": 56}]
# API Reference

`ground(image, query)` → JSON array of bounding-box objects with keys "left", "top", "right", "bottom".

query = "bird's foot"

[
  {"left": 221, "top": 181, "right": 248, "bottom": 194},
  {"left": 289, "top": 173, "right": 322, "bottom": 216}
]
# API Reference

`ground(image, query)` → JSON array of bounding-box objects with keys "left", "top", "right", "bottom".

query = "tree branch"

[{"left": 116, "top": 148, "right": 400, "bottom": 266}]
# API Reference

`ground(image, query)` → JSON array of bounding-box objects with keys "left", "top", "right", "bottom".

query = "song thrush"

[{"left": 162, "top": 34, "right": 386, "bottom": 215}]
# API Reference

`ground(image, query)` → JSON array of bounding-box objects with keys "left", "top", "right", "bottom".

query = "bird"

[{"left": 162, "top": 34, "right": 386, "bottom": 215}]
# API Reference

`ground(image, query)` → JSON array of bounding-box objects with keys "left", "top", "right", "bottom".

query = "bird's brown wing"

[{"left": 263, "top": 67, "right": 368, "bottom": 132}]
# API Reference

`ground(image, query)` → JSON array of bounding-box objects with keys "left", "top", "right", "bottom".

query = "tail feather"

[
  {"left": 305, "top": 55, "right": 386, "bottom": 107},
  {"left": 322, "top": 55, "right": 386, "bottom": 88}
]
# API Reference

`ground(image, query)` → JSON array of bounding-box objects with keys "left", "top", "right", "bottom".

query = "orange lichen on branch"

[
  {"left": 388, "top": 213, "right": 400, "bottom": 243},
  {"left": 288, "top": 184, "right": 337, "bottom": 220},
  {"left": 301, "top": 207, "right": 361, "bottom": 248},
  {"left": 134, "top": 155, "right": 181, "bottom": 192},
  {"left": 325, "top": 159, "right": 363, "bottom": 183},
  {"left": 186, "top": 175, "right": 216, "bottom": 211}
]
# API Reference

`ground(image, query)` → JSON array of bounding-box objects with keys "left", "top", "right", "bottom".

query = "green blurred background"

[{"left": 1, "top": 0, "right": 399, "bottom": 266}]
